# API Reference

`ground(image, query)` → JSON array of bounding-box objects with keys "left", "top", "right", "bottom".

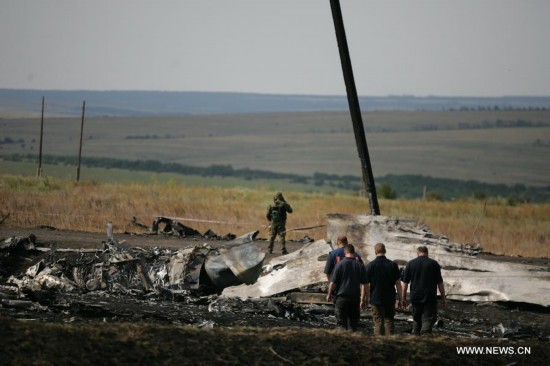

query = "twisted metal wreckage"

[
  {"left": 1, "top": 215, "right": 548, "bottom": 309},
  {"left": 0, "top": 229, "right": 263, "bottom": 298}
]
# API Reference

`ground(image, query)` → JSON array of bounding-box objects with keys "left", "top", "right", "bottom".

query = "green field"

[
  {"left": 1, "top": 110, "right": 549, "bottom": 187},
  {"left": 0, "top": 160, "right": 347, "bottom": 194}
]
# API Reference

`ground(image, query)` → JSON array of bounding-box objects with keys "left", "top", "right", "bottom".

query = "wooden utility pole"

[
  {"left": 329, "top": 0, "right": 380, "bottom": 215},
  {"left": 76, "top": 101, "right": 86, "bottom": 182},
  {"left": 37, "top": 96, "right": 45, "bottom": 178}
]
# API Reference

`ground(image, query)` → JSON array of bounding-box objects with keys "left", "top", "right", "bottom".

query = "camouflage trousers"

[{"left": 268, "top": 222, "right": 286, "bottom": 252}]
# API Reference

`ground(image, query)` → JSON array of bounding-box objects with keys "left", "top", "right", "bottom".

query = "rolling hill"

[
  {"left": 1, "top": 90, "right": 549, "bottom": 200},
  {"left": 1, "top": 89, "right": 550, "bottom": 117}
]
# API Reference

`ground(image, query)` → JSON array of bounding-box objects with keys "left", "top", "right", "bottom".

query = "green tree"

[
  {"left": 425, "top": 191, "right": 443, "bottom": 201},
  {"left": 378, "top": 182, "right": 398, "bottom": 199}
]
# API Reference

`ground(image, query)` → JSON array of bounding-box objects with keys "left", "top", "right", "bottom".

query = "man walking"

[
  {"left": 401, "top": 246, "right": 446, "bottom": 335},
  {"left": 266, "top": 192, "right": 293, "bottom": 254},
  {"left": 326, "top": 244, "right": 368, "bottom": 331},
  {"left": 364, "top": 243, "right": 403, "bottom": 335},
  {"left": 324, "top": 235, "right": 363, "bottom": 281}
]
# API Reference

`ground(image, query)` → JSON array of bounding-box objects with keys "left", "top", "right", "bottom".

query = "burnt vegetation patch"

[{"left": 1, "top": 318, "right": 549, "bottom": 366}]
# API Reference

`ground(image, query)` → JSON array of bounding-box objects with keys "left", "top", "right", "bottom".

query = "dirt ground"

[{"left": 1, "top": 226, "right": 549, "bottom": 365}]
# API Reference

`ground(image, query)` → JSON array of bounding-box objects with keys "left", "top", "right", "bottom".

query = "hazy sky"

[{"left": 1, "top": 0, "right": 549, "bottom": 96}]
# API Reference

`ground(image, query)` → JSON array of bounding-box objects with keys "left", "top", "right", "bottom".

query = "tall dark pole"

[
  {"left": 76, "top": 100, "right": 86, "bottom": 182},
  {"left": 37, "top": 96, "right": 45, "bottom": 178},
  {"left": 329, "top": 0, "right": 380, "bottom": 215}
]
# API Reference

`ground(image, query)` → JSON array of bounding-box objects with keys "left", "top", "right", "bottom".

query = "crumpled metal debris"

[
  {"left": 2, "top": 231, "right": 265, "bottom": 302},
  {"left": 1, "top": 235, "right": 38, "bottom": 278},
  {"left": 491, "top": 322, "right": 530, "bottom": 339},
  {"left": 326, "top": 214, "right": 550, "bottom": 307},
  {"left": 1, "top": 235, "right": 36, "bottom": 254},
  {"left": 222, "top": 239, "right": 331, "bottom": 299},
  {"left": 131, "top": 216, "right": 237, "bottom": 241},
  {"left": 206, "top": 296, "right": 314, "bottom": 321},
  {"left": 152, "top": 216, "right": 202, "bottom": 237}
]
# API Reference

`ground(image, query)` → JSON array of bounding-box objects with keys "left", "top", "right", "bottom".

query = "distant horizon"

[
  {"left": 2, "top": 87, "right": 550, "bottom": 99},
  {"left": 2, "top": 90, "right": 550, "bottom": 119}
]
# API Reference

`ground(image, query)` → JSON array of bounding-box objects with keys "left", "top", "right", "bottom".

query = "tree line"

[{"left": 3, "top": 153, "right": 549, "bottom": 203}]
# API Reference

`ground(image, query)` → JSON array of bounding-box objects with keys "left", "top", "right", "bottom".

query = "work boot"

[{"left": 282, "top": 249, "right": 288, "bottom": 255}]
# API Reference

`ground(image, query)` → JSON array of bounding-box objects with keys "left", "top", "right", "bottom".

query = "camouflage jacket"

[{"left": 266, "top": 200, "right": 293, "bottom": 223}]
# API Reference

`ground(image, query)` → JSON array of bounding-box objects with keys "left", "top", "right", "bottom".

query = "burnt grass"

[
  {"left": 1, "top": 317, "right": 549, "bottom": 366},
  {"left": 1, "top": 227, "right": 550, "bottom": 365}
]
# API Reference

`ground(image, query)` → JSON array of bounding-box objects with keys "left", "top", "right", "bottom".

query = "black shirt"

[
  {"left": 331, "top": 257, "right": 368, "bottom": 299},
  {"left": 402, "top": 255, "right": 443, "bottom": 305},
  {"left": 323, "top": 247, "right": 363, "bottom": 277},
  {"left": 365, "top": 255, "right": 401, "bottom": 306}
]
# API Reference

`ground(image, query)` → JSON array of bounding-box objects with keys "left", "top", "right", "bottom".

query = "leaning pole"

[
  {"left": 329, "top": 0, "right": 380, "bottom": 215},
  {"left": 37, "top": 96, "right": 45, "bottom": 178},
  {"left": 76, "top": 101, "right": 86, "bottom": 182}
]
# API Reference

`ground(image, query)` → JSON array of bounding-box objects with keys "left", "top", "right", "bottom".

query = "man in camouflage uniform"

[{"left": 266, "top": 192, "right": 293, "bottom": 254}]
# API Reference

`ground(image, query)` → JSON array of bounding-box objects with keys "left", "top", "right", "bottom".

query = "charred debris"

[
  {"left": 0, "top": 225, "right": 326, "bottom": 329},
  {"left": 1, "top": 216, "right": 549, "bottom": 340}
]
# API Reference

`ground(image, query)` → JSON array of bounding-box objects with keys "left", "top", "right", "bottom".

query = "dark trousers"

[
  {"left": 411, "top": 302, "right": 437, "bottom": 335},
  {"left": 371, "top": 303, "right": 395, "bottom": 335},
  {"left": 334, "top": 296, "right": 360, "bottom": 331}
]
